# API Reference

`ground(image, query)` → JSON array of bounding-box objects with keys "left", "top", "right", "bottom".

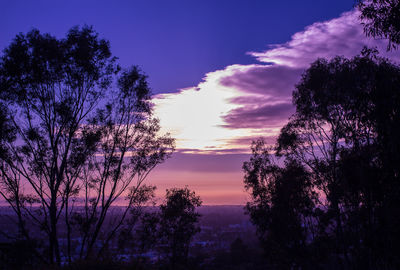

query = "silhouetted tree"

[
  {"left": 275, "top": 49, "right": 400, "bottom": 268},
  {"left": 358, "top": 0, "right": 400, "bottom": 49},
  {"left": 244, "top": 139, "right": 316, "bottom": 269},
  {"left": 0, "top": 26, "right": 174, "bottom": 266},
  {"left": 159, "top": 187, "right": 202, "bottom": 269}
]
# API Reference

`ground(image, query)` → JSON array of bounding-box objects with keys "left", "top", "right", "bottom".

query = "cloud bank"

[{"left": 153, "top": 10, "right": 400, "bottom": 154}]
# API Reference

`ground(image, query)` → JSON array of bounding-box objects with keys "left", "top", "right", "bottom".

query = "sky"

[{"left": 2, "top": 0, "right": 400, "bottom": 204}]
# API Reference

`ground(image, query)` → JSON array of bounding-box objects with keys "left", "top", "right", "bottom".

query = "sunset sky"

[{"left": 2, "top": 0, "right": 400, "bottom": 204}]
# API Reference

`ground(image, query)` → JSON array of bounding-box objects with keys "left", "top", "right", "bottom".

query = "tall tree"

[
  {"left": 276, "top": 49, "right": 400, "bottom": 268},
  {"left": 0, "top": 26, "right": 174, "bottom": 265}
]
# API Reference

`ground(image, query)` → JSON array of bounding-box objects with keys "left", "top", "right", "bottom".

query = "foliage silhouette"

[
  {"left": 159, "top": 187, "right": 202, "bottom": 269},
  {"left": 0, "top": 26, "right": 174, "bottom": 266},
  {"left": 358, "top": 0, "right": 400, "bottom": 50},
  {"left": 245, "top": 49, "right": 400, "bottom": 269},
  {"left": 244, "top": 140, "right": 316, "bottom": 269}
]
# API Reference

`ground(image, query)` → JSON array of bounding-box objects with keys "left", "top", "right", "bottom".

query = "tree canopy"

[
  {"left": 245, "top": 49, "right": 400, "bottom": 268},
  {"left": 0, "top": 26, "right": 174, "bottom": 265}
]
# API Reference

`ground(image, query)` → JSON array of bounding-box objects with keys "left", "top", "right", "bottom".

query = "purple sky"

[
  {"left": 2, "top": 0, "right": 353, "bottom": 93},
  {"left": 3, "top": 1, "right": 400, "bottom": 204}
]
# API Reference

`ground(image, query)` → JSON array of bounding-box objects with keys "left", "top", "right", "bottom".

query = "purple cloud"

[
  {"left": 220, "top": 65, "right": 302, "bottom": 98},
  {"left": 225, "top": 135, "right": 278, "bottom": 149},
  {"left": 153, "top": 9, "right": 400, "bottom": 153},
  {"left": 213, "top": 9, "right": 400, "bottom": 132},
  {"left": 154, "top": 152, "right": 250, "bottom": 173},
  {"left": 250, "top": 10, "right": 400, "bottom": 67},
  {"left": 222, "top": 102, "right": 294, "bottom": 129}
]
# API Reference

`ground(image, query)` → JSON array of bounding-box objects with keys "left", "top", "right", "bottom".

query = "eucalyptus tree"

[
  {"left": 275, "top": 49, "right": 400, "bottom": 267},
  {"left": 0, "top": 26, "right": 174, "bottom": 265},
  {"left": 243, "top": 47, "right": 400, "bottom": 268}
]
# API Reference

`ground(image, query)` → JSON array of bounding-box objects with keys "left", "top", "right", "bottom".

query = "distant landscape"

[{"left": 0, "top": 206, "right": 264, "bottom": 269}]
